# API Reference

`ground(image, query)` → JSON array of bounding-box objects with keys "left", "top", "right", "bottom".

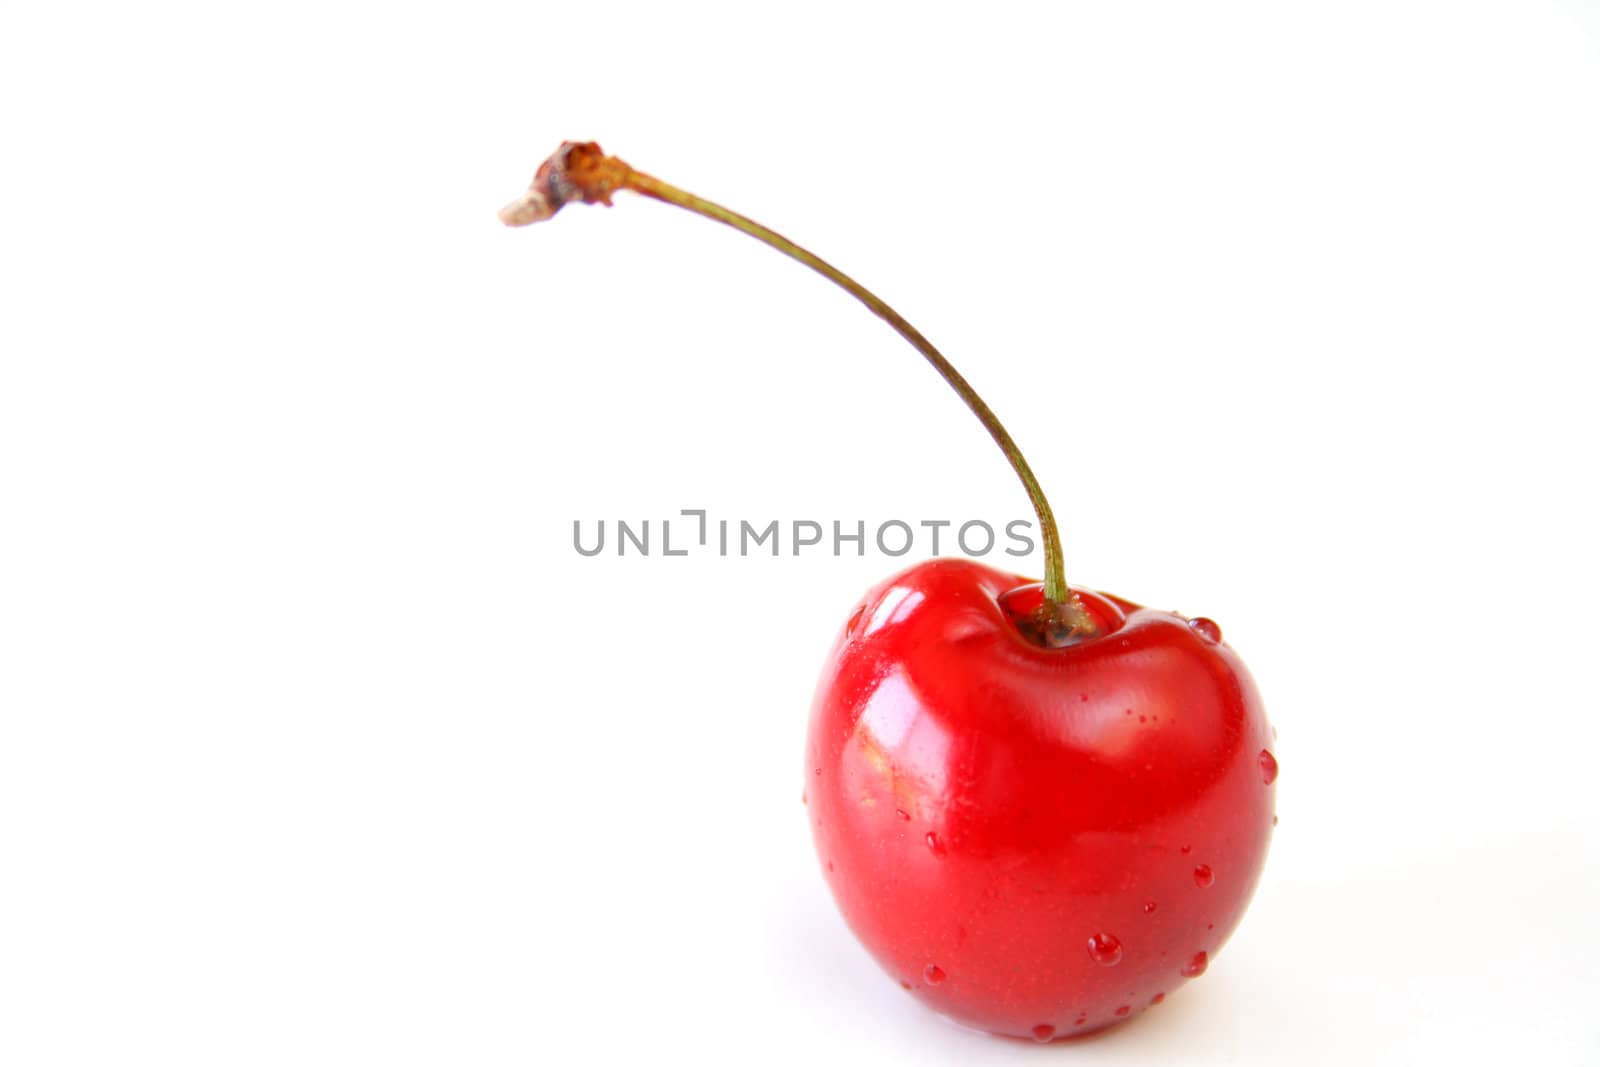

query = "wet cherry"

[
  {"left": 503, "top": 141, "right": 1277, "bottom": 1040},
  {"left": 806, "top": 559, "right": 1273, "bottom": 1036}
]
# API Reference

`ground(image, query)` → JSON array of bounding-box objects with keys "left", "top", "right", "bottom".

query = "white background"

[{"left": 3, "top": 2, "right": 1599, "bottom": 1064}]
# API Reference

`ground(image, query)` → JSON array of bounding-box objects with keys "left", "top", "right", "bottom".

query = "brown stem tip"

[{"left": 498, "top": 141, "right": 632, "bottom": 226}]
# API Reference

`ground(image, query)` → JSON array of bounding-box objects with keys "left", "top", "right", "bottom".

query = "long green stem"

[{"left": 501, "top": 142, "right": 1091, "bottom": 635}]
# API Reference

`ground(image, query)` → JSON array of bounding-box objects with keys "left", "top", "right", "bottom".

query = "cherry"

[
  {"left": 503, "top": 142, "right": 1276, "bottom": 1039},
  {"left": 809, "top": 559, "right": 1272, "bottom": 1037}
]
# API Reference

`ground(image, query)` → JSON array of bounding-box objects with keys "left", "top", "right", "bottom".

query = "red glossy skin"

[{"left": 804, "top": 558, "right": 1275, "bottom": 1040}]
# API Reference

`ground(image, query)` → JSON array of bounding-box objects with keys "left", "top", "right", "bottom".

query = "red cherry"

[
  {"left": 805, "top": 559, "right": 1274, "bottom": 1038},
  {"left": 505, "top": 142, "right": 1276, "bottom": 1040}
]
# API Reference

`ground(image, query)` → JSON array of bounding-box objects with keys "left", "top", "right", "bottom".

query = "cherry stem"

[{"left": 501, "top": 142, "right": 1094, "bottom": 637}]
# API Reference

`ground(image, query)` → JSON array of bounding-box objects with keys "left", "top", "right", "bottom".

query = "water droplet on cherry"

[
  {"left": 895, "top": 808, "right": 910, "bottom": 821},
  {"left": 1194, "top": 864, "right": 1214, "bottom": 888},
  {"left": 1181, "top": 951, "right": 1209, "bottom": 978},
  {"left": 1031, "top": 1024, "right": 1055, "bottom": 1042},
  {"left": 1259, "top": 749, "right": 1279, "bottom": 784},
  {"left": 1189, "top": 617, "right": 1222, "bottom": 642},
  {"left": 925, "top": 831, "right": 944, "bottom": 856},
  {"left": 1180, "top": 844, "right": 1192, "bottom": 854},
  {"left": 1086, "top": 932, "right": 1123, "bottom": 965},
  {"left": 1143, "top": 901, "right": 1158, "bottom": 915},
  {"left": 924, "top": 964, "right": 945, "bottom": 984},
  {"left": 1114, "top": 1005, "right": 1131, "bottom": 1017}
]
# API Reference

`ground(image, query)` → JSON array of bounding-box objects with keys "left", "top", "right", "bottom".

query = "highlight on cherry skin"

[{"left": 501, "top": 142, "right": 1277, "bottom": 1041}]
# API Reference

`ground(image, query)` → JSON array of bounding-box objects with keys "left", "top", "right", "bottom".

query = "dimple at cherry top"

[{"left": 502, "top": 142, "right": 1277, "bottom": 1042}]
